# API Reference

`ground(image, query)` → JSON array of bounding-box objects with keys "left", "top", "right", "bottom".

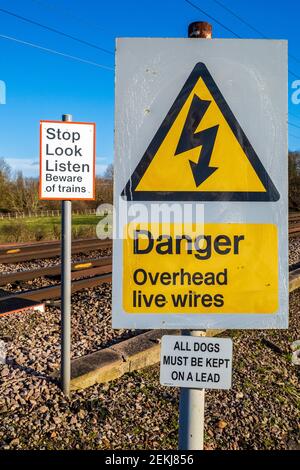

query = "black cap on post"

[{"left": 188, "top": 21, "right": 212, "bottom": 39}]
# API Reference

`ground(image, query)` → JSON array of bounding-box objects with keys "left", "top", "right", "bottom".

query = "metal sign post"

[
  {"left": 178, "top": 21, "right": 212, "bottom": 451},
  {"left": 162, "top": 334, "right": 233, "bottom": 446},
  {"left": 39, "top": 114, "right": 96, "bottom": 398},
  {"left": 179, "top": 329, "right": 206, "bottom": 450},
  {"left": 61, "top": 113, "right": 72, "bottom": 397}
]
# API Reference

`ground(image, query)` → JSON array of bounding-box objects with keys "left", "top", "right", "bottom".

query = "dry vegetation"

[
  {"left": 289, "top": 151, "right": 300, "bottom": 210},
  {"left": 0, "top": 159, "right": 113, "bottom": 242},
  {"left": 0, "top": 159, "right": 113, "bottom": 215}
]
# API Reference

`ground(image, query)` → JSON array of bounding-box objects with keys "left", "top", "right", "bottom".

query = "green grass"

[
  {"left": 21, "top": 214, "right": 100, "bottom": 229},
  {"left": 0, "top": 214, "right": 105, "bottom": 243}
]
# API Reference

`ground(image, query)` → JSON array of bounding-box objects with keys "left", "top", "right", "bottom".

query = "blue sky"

[{"left": 0, "top": 0, "right": 299, "bottom": 177}]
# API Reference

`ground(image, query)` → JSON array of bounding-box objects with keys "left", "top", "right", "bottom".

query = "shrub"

[
  {"left": 0, "top": 221, "right": 28, "bottom": 243},
  {"left": 72, "top": 225, "right": 95, "bottom": 239},
  {"left": 34, "top": 226, "right": 47, "bottom": 241},
  {"left": 51, "top": 223, "right": 61, "bottom": 240}
]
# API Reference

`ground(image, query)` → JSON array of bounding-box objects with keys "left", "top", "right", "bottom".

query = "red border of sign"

[{"left": 39, "top": 120, "right": 96, "bottom": 201}]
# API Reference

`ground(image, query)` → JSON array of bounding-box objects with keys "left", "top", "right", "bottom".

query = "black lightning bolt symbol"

[{"left": 175, "top": 95, "right": 219, "bottom": 187}]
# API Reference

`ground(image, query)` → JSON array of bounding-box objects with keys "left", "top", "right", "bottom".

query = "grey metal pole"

[
  {"left": 178, "top": 330, "right": 206, "bottom": 450},
  {"left": 178, "top": 21, "right": 212, "bottom": 451},
  {"left": 61, "top": 113, "right": 72, "bottom": 397}
]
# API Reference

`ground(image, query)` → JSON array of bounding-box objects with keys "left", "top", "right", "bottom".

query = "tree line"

[
  {"left": 289, "top": 151, "right": 300, "bottom": 183},
  {"left": 287, "top": 151, "right": 300, "bottom": 210},
  {"left": 0, "top": 159, "right": 113, "bottom": 214},
  {"left": 1, "top": 153, "right": 299, "bottom": 213}
]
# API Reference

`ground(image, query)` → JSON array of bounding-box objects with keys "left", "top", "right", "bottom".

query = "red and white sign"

[{"left": 39, "top": 120, "right": 96, "bottom": 200}]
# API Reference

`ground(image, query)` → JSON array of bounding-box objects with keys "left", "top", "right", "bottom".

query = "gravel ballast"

[
  {"left": 0, "top": 248, "right": 299, "bottom": 449},
  {"left": 289, "top": 238, "right": 300, "bottom": 265}
]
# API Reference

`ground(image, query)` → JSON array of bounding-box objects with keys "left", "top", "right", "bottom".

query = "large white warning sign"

[
  {"left": 113, "top": 38, "right": 288, "bottom": 330},
  {"left": 39, "top": 121, "right": 95, "bottom": 200}
]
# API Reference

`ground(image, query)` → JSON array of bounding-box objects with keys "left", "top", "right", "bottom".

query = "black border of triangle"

[{"left": 121, "top": 62, "right": 280, "bottom": 202}]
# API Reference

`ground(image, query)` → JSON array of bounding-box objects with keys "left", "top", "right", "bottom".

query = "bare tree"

[
  {"left": 289, "top": 151, "right": 300, "bottom": 183},
  {"left": 0, "top": 159, "right": 11, "bottom": 212},
  {"left": 8, "top": 173, "right": 40, "bottom": 214},
  {"left": 95, "top": 177, "right": 113, "bottom": 204},
  {"left": 0, "top": 159, "right": 114, "bottom": 214},
  {"left": 103, "top": 163, "right": 113, "bottom": 180}
]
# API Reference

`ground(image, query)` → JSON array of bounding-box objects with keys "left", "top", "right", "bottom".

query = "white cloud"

[
  {"left": 5, "top": 158, "right": 39, "bottom": 178},
  {"left": 96, "top": 163, "right": 110, "bottom": 176},
  {"left": 96, "top": 157, "right": 110, "bottom": 176}
]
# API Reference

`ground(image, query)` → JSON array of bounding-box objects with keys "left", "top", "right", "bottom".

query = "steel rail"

[
  {"left": 288, "top": 225, "right": 300, "bottom": 237},
  {"left": 0, "top": 256, "right": 112, "bottom": 285},
  {"left": 0, "top": 237, "right": 108, "bottom": 254},
  {"left": 0, "top": 239, "right": 112, "bottom": 263},
  {"left": 0, "top": 271, "right": 112, "bottom": 303},
  {"left": 0, "top": 265, "right": 299, "bottom": 315}
]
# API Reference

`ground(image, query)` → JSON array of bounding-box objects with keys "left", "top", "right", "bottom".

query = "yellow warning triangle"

[{"left": 122, "top": 63, "right": 279, "bottom": 201}]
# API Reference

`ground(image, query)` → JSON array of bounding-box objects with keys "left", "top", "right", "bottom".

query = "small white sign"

[
  {"left": 160, "top": 335, "right": 232, "bottom": 389},
  {"left": 39, "top": 120, "right": 96, "bottom": 200}
]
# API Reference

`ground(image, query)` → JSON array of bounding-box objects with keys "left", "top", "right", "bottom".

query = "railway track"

[
  {"left": 288, "top": 212, "right": 300, "bottom": 222},
  {"left": 0, "top": 238, "right": 112, "bottom": 263},
  {"left": 0, "top": 248, "right": 113, "bottom": 315},
  {"left": 0, "top": 211, "right": 299, "bottom": 265},
  {"left": 0, "top": 263, "right": 112, "bottom": 316},
  {"left": 0, "top": 256, "right": 112, "bottom": 285},
  {"left": 0, "top": 256, "right": 299, "bottom": 315},
  {"left": 0, "top": 271, "right": 112, "bottom": 304},
  {"left": 288, "top": 224, "right": 300, "bottom": 237},
  {"left": 289, "top": 212, "right": 300, "bottom": 236},
  {"left": 0, "top": 219, "right": 300, "bottom": 316}
]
